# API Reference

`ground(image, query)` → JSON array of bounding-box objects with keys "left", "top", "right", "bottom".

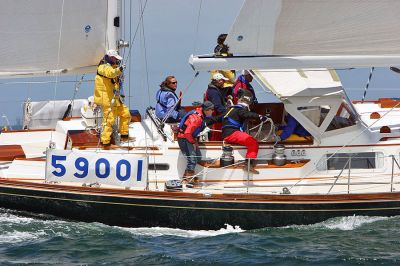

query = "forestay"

[{"left": 0, "top": 0, "right": 120, "bottom": 77}]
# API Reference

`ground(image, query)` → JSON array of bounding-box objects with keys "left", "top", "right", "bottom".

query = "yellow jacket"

[
  {"left": 210, "top": 70, "right": 236, "bottom": 88},
  {"left": 94, "top": 63, "right": 123, "bottom": 108}
]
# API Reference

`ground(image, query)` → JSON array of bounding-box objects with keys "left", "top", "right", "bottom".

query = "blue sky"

[{"left": 1, "top": 0, "right": 400, "bottom": 127}]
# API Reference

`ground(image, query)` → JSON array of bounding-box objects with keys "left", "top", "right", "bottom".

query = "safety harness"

[
  {"left": 222, "top": 105, "right": 246, "bottom": 131},
  {"left": 178, "top": 110, "right": 206, "bottom": 138}
]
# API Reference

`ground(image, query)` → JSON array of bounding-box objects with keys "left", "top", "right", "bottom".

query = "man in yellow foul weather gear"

[{"left": 93, "top": 49, "right": 131, "bottom": 146}]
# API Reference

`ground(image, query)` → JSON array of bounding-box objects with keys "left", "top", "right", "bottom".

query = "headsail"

[
  {"left": 190, "top": 0, "right": 400, "bottom": 70},
  {"left": 0, "top": 0, "right": 120, "bottom": 77}
]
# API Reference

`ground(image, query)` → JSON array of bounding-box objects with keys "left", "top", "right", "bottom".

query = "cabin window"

[
  {"left": 326, "top": 101, "right": 357, "bottom": 131},
  {"left": 317, "top": 152, "right": 384, "bottom": 170},
  {"left": 297, "top": 106, "right": 329, "bottom": 127},
  {"left": 148, "top": 163, "right": 170, "bottom": 171}
]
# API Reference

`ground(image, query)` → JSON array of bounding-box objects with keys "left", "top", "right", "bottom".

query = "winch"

[
  {"left": 220, "top": 145, "right": 234, "bottom": 167},
  {"left": 272, "top": 144, "right": 287, "bottom": 166}
]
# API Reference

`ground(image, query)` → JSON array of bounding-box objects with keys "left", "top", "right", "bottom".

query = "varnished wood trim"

[
  {"left": 0, "top": 145, "right": 26, "bottom": 161},
  {"left": 1, "top": 129, "right": 54, "bottom": 133},
  {"left": 0, "top": 178, "right": 399, "bottom": 204},
  {"left": 199, "top": 160, "right": 309, "bottom": 169},
  {"left": 15, "top": 158, "right": 45, "bottom": 162}
]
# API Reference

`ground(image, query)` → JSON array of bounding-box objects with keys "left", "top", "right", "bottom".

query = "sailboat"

[{"left": 1, "top": 0, "right": 400, "bottom": 230}]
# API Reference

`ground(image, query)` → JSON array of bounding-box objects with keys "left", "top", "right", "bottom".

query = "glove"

[
  {"left": 199, "top": 126, "right": 211, "bottom": 136},
  {"left": 119, "top": 64, "right": 126, "bottom": 71},
  {"left": 274, "top": 135, "right": 281, "bottom": 142},
  {"left": 259, "top": 115, "right": 268, "bottom": 123}
]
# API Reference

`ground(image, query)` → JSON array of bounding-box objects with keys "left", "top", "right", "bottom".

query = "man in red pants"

[{"left": 222, "top": 90, "right": 268, "bottom": 174}]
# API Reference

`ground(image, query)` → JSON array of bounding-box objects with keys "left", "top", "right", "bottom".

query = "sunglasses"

[{"left": 169, "top": 81, "right": 177, "bottom": 85}]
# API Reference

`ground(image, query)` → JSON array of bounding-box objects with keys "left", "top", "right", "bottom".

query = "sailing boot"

[
  {"left": 101, "top": 142, "right": 111, "bottom": 150},
  {"left": 243, "top": 159, "right": 259, "bottom": 174}
]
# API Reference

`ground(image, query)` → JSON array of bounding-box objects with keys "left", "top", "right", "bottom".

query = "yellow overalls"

[{"left": 93, "top": 63, "right": 131, "bottom": 145}]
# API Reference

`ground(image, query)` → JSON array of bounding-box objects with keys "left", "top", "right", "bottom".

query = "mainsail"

[
  {"left": 190, "top": 0, "right": 400, "bottom": 70},
  {"left": 0, "top": 0, "right": 120, "bottom": 77}
]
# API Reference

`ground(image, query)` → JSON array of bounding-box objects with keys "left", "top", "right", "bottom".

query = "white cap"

[
  {"left": 106, "top": 49, "right": 122, "bottom": 60},
  {"left": 212, "top": 73, "right": 229, "bottom": 81}
]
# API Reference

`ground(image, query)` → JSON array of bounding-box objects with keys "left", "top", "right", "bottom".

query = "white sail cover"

[
  {"left": 0, "top": 0, "right": 120, "bottom": 77},
  {"left": 226, "top": 0, "right": 400, "bottom": 56},
  {"left": 253, "top": 69, "right": 342, "bottom": 98}
]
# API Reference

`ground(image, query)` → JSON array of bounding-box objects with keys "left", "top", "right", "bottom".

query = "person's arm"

[
  {"left": 280, "top": 115, "right": 297, "bottom": 141},
  {"left": 238, "top": 109, "right": 260, "bottom": 121},
  {"left": 208, "top": 90, "right": 226, "bottom": 114},
  {"left": 166, "top": 93, "right": 179, "bottom": 119},
  {"left": 184, "top": 116, "right": 201, "bottom": 143},
  {"left": 97, "top": 64, "right": 122, "bottom": 79},
  {"left": 204, "top": 114, "right": 223, "bottom": 126}
]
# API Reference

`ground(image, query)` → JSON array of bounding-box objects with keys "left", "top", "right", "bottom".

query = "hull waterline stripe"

[{"left": 0, "top": 191, "right": 400, "bottom": 212}]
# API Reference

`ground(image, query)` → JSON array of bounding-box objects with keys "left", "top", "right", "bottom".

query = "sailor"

[
  {"left": 177, "top": 101, "right": 215, "bottom": 183},
  {"left": 204, "top": 73, "right": 231, "bottom": 141},
  {"left": 211, "top": 34, "right": 236, "bottom": 105},
  {"left": 232, "top": 70, "right": 258, "bottom": 104},
  {"left": 155, "top": 75, "right": 186, "bottom": 123},
  {"left": 222, "top": 90, "right": 268, "bottom": 174},
  {"left": 214, "top": 33, "right": 232, "bottom": 56},
  {"left": 93, "top": 49, "right": 131, "bottom": 147},
  {"left": 275, "top": 113, "right": 311, "bottom": 142}
]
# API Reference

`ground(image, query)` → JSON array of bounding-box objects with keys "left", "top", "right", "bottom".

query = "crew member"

[
  {"left": 222, "top": 90, "right": 268, "bottom": 174},
  {"left": 275, "top": 113, "right": 311, "bottom": 142},
  {"left": 177, "top": 101, "right": 215, "bottom": 184},
  {"left": 232, "top": 70, "right": 257, "bottom": 104},
  {"left": 93, "top": 49, "right": 131, "bottom": 147},
  {"left": 204, "top": 73, "right": 230, "bottom": 141},
  {"left": 155, "top": 76, "right": 186, "bottom": 123}
]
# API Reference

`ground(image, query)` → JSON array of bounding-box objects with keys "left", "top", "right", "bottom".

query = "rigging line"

[
  {"left": 289, "top": 100, "right": 400, "bottom": 191},
  {"left": 128, "top": 0, "right": 133, "bottom": 109},
  {"left": 123, "top": 0, "right": 148, "bottom": 65},
  {"left": 0, "top": 80, "right": 94, "bottom": 85},
  {"left": 139, "top": 0, "right": 157, "bottom": 189},
  {"left": 192, "top": 0, "right": 203, "bottom": 54},
  {"left": 50, "top": 0, "right": 65, "bottom": 144},
  {"left": 161, "top": 71, "right": 200, "bottom": 125},
  {"left": 361, "top": 67, "right": 375, "bottom": 103}
]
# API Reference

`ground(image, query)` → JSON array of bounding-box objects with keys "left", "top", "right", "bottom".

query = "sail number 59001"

[{"left": 51, "top": 155, "right": 142, "bottom": 181}]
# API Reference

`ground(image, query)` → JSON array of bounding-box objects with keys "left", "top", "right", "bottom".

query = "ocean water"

[{"left": 0, "top": 209, "right": 399, "bottom": 265}]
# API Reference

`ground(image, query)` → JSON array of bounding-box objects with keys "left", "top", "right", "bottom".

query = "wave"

[
  {"left": 284, "top": 215, "right": 392, "bottom": 231},
  {"left": 118, "top": 224, "right": 244, "bottom": 238}
]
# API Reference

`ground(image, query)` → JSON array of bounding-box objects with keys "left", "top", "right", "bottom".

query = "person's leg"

[
  {"left": 223, "top": 131, "right": 258, "bottom": 158},
  {"left": 101, "top": 107, "right": 116, "bottom": 145},
  {"left": 118, "top": 104, "right": 131, "bottom": 136},
  {"left": 178, "top": 138, "right": 191, "bottom": 171}
]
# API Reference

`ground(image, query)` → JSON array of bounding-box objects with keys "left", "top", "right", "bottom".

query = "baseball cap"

[
  {"left": 106, "top": 49, "right": 122, "bottom": 60},
  {"left": 212, "top": 73, "right": 229, "bottom": 81},
  {"left": 201, "top": 101, "right": 214, "bottom": 111}
]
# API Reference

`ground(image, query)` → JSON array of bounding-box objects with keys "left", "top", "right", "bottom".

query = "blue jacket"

[
  {"left": 155, "top": 87, "right": 179, "bottom": 119},
  {"left": 280, "top": 115, "right": 311, "bottom": 141},
  {"left": 204, "top": 84, "right": 227, "bottom": 114}
]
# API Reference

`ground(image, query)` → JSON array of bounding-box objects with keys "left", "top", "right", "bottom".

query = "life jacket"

[
  {"left": 222, "top": 105, "right": 246, "bottom": 131},
  {"left": 178, "top": 110, "right": 206, "bottom": 138}
]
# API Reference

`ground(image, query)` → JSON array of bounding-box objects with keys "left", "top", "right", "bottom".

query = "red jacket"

[{"left": 177, "top": 107, "right": 204, "bottom": 144}]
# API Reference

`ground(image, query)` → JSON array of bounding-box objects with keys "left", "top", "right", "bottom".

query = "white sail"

[
  {"left": 0, "top": 0, "right": 120, "bottom": 77},
  {"left": 227, "top": 0, "right": 400, "bottom": 56},
  {"left": 190, "top": 0, "right": 400, "bottom": 70}
]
